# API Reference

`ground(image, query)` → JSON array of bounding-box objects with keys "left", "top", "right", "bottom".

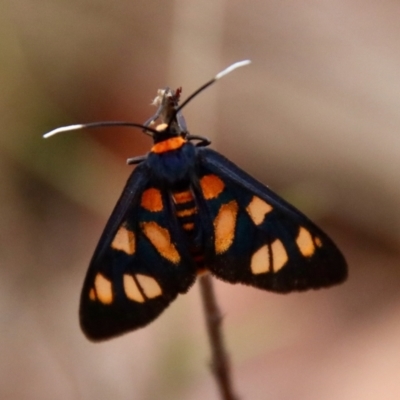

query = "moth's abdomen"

[
  {"left": 172, "top": 188, "right": 205, "bottom": 271},
  {"left": 172, "top": 189, "right": 197, "bottom": 232}
]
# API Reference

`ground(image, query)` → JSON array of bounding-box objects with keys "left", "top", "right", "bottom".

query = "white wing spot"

[
  {"left": 250, "top": 245, "right": 271, "bottom": 274},
  {"left": 136, "top": 274, "right": 162, "bottom": 299},
  {"left": 111, "top": 226, "right": 135, "bottom": 255},
  {"left": 123, "top": 274, "right": 145, "bottom": 303},
  {"left": 246, "top": 196, "right": 273, "bottom": 225},
  {"left": 296, "top": 227, "right": 315, "bottom": 257},
  {"left": 271, "top": 239, "right": 288, "bottom": 272},
  {"left": 94, "top": 273, "right": 113, "bottom": 304}
]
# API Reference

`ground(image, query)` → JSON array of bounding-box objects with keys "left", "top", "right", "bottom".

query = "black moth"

[{"left": 44, "top": 61, "right": 347, "bottom": 341}]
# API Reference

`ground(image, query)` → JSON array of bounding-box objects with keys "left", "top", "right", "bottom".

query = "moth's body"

[{"left": 147, "top": 134, "right": 205, "bottom": 270}]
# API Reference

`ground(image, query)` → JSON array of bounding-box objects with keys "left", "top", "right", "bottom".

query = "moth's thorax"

[{"left": 146, "top": 138, "right": 197, "bottom": 186}]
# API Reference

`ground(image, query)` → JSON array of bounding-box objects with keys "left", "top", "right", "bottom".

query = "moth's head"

[
  {"left": 147, "top": 87, "right": 188, "bottom": 144},
  {"left": 151, "top": 87, "right": 182, "bottom": 119}
]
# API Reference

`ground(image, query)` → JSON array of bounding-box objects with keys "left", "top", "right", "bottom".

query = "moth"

[{"left": 44, "top": 61, "right": 347, "bottom": 341}]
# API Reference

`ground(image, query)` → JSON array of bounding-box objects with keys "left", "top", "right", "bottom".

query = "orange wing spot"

[
  {"left": 183, "top": 222, "right": 195, "bottom": 231},
  {"left": 141, "top": 188, "right": 163, "bottom": 212},
  {"left": 314, "top": 236, "right": 322, "bottom": 247},
  {"left": 271, "top": 239, "right": 288, "bottom": 272},
  {"left": 94, "top": 273, "right": 113, "bottom": 305},
  {"left": 123, "top": 274, "right": 145, "bottom": 303},
  {"left": 200, "top": 174, "right": 225, "bottom": 199},
  {"left": 141, "top": 222, "right": 181, "bottom": 264},
  {"left": 89, "top": 288, "right": 96, "bottom": 301},
  {"left": 214, "top": 200, "right": 239, "bottom": 254},
  {"left": 296, "top": 227, "right": 315, "bottom": 257},
  {"left": 111, "top": 225, "right": 135, "bottom": 255},
  {"left": 173, "top": 190, "right": 193, "bottom": 204},
  {"left": 151, "top": 137, "right": 186, "bottom": 153},
  {"left": 250, "top": 244, "right": 271, "bottom": 275},
  {"left": 246, "top": 196, "right": 273, "bottom": 225},
  {"left": 176, "top": 207, "right": 197, "bottom": 217},
  {"left": 136, "top": 274, "right": 162, "bottom": 298}
]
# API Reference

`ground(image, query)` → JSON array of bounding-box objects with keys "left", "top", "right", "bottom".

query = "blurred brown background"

[{"left": 2, "top": 1, "right": 400, "bottom": 399}]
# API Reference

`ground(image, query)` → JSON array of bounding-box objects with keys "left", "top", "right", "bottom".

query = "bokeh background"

[{"left": 2, "top": 1, "right": 400, "bottom": 399}]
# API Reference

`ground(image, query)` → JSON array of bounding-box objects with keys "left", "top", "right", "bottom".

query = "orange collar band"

[{"left": 151, "top": 136, "right": 186, "bottom": 154}]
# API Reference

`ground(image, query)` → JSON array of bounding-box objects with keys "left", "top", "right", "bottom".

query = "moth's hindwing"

[
  {"left": 196, "top": 148, "right": 347, "bottom": 293},
  {"left": 80, "top": 164, "right": 196, "bottom": 341}
]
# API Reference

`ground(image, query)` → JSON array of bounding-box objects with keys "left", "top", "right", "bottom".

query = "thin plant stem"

[{"left": 199, "top": 274, "right": 239, "bottom": 400}]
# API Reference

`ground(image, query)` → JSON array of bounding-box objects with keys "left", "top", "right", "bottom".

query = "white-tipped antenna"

[
  {"left": 169, "top": 59, "right": 251, "bottom": 124},
  {"left": 43, "top": 124, "right": 86, "bottom": 138},
  {"left": 43, "top": 121, "right": 158, "bottom": 139},
  {"left": 43, "top": 60, "right": 251, "bottom": 139},
  {"left": 215, "top": 59, "right": 251, "bottom": 80}
]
